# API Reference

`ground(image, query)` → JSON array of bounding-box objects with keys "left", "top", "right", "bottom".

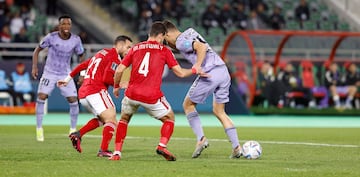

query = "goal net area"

[{"left": 220, "top": 30, "right": 360, "bottom": 108}]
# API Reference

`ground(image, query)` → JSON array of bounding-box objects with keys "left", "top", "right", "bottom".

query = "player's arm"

[
  {"left": 113, "top": 64, "right": 127, "bottom": 98},
  {"left": 171, "top": 65, "right": 209, "bottom": 78},
  {"left": 120, "top": 67, "right": 131, "bottom": 88},
  {"left": 31, "top": 46, "right": 44, "bottom": 79},
  {"left": 325, "top": 71, "right": 336, "bottom": 85},
  {"left": 192, "top": 41, "right": 208, "bottom": 73},
  {"left": 57, "top": 59, "right": 90, "bottom": 87},
  {"left": 71, "top": 59, "right": 90, "bottom": 76},
  {"left": 78, "top": 53, "right": 85, "bottom": 62}
]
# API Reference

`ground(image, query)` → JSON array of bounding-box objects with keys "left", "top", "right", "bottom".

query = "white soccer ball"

[{"left": 242, "top": 140, "right": 262, "bottom": 159}]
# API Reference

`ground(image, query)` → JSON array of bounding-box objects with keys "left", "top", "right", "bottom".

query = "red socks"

[
  {"left": 79, "top": 118, "right": 101, "bottom": 137},
  {"left": 114, "top": 120, "right": 128, "bottom": 152},
  {"left": 100, "top": 122, "right": 116, "bottom": 151},
  {"left": 159, "top": 120, "right": 174, "bottom": 147}
]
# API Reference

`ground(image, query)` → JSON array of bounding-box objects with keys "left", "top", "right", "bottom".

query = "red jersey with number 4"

[
  {"left": 70, "top": 48, "right": 120, "bottom": 98},
  {"left": 121, "top": 40, "right": 178, "bottom": 104}
]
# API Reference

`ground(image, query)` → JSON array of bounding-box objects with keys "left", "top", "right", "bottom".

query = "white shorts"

[
  {"left": 79, "top": 89, "right": 115, "bottom": 116},
  {"left": 121, "top": 96, "right": 172, "bottom": 119}
]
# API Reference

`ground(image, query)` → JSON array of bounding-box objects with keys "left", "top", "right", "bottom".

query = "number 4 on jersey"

[{"left": 138, "top": 52, "right": 150, "bottom": 77}]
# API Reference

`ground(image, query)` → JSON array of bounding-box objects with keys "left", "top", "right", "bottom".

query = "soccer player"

[
  {"left": 343, "top": 63, "right": 360, "bottom": 109},
  {"left": 32, "top": 15, "right": 85, "bottom": 141},
  {"left": 109, "top": 22, "right": 208, "bottom": 161},
  {"left": 163, "top": 20, "right": 243, "bottom": 158},
  {"left": 57, "top": 35, "right": 133, "bottom": 157}
]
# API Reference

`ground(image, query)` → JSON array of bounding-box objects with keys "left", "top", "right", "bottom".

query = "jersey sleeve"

[
  {"left": 102, "top": 52, "right": 120, "bottom": 86},
  {"left": 121, "top": 48, "right": 134, "bottom": 67},
  {"left": 69, "top": 59, "right": 90, "bottom": 77},
  {"left": 39, "top": 33, "right": 51, "bottom": 49},
  {"left": 74, "top": 37, "right": 85, "bottom": 55},
  {"left": 165, "top": 49, "right": 179, "bottom": 69}
]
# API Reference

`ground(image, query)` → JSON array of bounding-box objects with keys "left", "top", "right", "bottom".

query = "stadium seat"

[
  {"left": 339, "top": 23, "right": 350, "bottom": 31},
  {"left": 0, "top": 92, "right": 14, "bottom": 107},
  {"left": 286, "top": 21, "right": 300, "bottom": 30},
  {"left": 302, "top": 21, "right": 318, "bottom": 30},
  {"left": 320, "top": 21, "right": 334, "bottom": 31}
]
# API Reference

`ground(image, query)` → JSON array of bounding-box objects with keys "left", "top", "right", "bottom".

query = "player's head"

[
  {"left": 348, "top": 63, "right": 357, "bottom": 73},
  {"left": 163, "top": 20, "right": 178, "bottom": 31},
  {"left": 114, "top": 35, "right": 133, "bottom": 58},
  {"left": 58, "top": 14, "right": 72, "bottom": 35},
  {"left": 329, "top": 62, "right": 338, "bottom": 72},
  {"left": 148, "top": 22, "right": 167, "bottom": 43},
  {"left": 162, "top": 20, "right": 179, "bottom": 48},
  {"left": 16, "top": 62, "right": 25, "bottom": 74}
]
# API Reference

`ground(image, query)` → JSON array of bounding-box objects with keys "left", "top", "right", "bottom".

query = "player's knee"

[
  {"left": 67, "top": 96, "right": 78, "bottom": 103},
  {"left": 213, "top": 107, "right": 225, "bottom": 117},
  {"left": 37, "top": 93, "right": 47, "bottom": 100},
  {"left": 120, "top": 114, "right": 132, "bottom": 123},
  {"left": 103, "top": 119, "right": 117, "bottom": 125}
]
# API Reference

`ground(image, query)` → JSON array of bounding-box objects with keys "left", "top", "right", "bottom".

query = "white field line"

[{"left": 61, "top": 134, "right": 360, "bottom": 148}]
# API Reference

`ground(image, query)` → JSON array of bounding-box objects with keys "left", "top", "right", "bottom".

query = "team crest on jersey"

[
  {"left": 111, "top": 62, "right": 118, "bottom": 71},
  {"left": 183, "top": 41, "right": 192, "bottom": 49}
]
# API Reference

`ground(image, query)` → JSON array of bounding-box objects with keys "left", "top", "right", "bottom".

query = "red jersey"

[
  {"left": 121, "top": 40, "right": 178, "bottom": 104},
  {"left": 70, "top": 48, "right": 120, "bottom": 98}
]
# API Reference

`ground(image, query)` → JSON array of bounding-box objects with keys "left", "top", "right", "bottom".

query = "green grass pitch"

[{"left": 0, "top": 125, "right": 359, "bottom": 177}]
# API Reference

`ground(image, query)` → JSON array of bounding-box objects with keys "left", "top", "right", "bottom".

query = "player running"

[
  {"left": 163, "top": 20, "right": 243, "bottom": 159},
  {"left": 109, "top": 22, "right": 208, "bottom": 161},
  {"left": 57, "top": 35, "right": 133, "bottom": 157},
  {"left": 32, "top": 15, "right": 85, "bottom": 142}
]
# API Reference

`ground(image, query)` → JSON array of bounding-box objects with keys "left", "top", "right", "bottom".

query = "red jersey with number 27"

[
  {"left": 121, "top": 40, "right": 178, "bottom": 104},
  {"left": 70, "top": 48, "right": 120, "bottom": 99}
]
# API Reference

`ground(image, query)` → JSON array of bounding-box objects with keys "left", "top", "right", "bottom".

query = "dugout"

[{"left": 221, "top": 30, "right": 360, "bottom": 109}]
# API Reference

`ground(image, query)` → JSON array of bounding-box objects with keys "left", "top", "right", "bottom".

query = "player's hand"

[
  {"left": 192, "top": 65, "right": 210, "bottom": 78},
  {"left": 113, "top": 87, "right": 120, "bottom": 98},
  {"left": 198, "top": 71, "right": 210, "bottom": 78},
  {"left": 57, "top": 80, "right": 68, "bottom": 87},
  {"left": 31, "top": 66, "right": 38, "bottom": 79},
  {"left": 120, "top": 81, "right": 129, "bottom": 89},
  {"left": 192, "top": 64, "right": 202, "bottom": 75}
]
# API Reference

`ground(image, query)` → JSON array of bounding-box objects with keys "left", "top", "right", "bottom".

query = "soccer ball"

[{"left": 242, "top": 140, "right": 262, "bottom": 159}]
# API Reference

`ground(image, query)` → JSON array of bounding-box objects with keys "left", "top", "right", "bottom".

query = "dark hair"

[
  {"left": 149, "top": 22, "right": 167, "bottom": 37},
  {"left": 58, "top": 14, "right": 72, "bottom": 22},
  {"left": 162, "top": 20, "right": 177, "bottom": 31},
  {"left": 114, "top": 35, "right": 132, "bottom": 45}
]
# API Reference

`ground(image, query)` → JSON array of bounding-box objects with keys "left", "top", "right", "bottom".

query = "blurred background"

[{"left": 0, "top": 0, "right": 359, "bottom": 115}]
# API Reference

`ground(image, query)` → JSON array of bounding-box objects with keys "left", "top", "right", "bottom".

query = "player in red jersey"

[
  {"left": 109, "top": 22, "right": 208, "bottom": 161},
  {"left": 57, "top": 35, "right": 133, "bottom": 157}
]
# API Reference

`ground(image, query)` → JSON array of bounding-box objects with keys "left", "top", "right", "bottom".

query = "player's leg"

[
  {"left": 212, "top": 66, "right": 242, "bottom": 158},
  {"left": 60, "top": 79, "right": 79, "bottom": 133},
  {"left": 183, "top": 96, "right": 209, "bottom": 158},
  {"left": 212, "top": 102, "right": 242, "bottom": 158},
  {"left": 97, "top": 107, "right": 117, "bottom": 157},
  {"left": 68, "top": 98, "right": 103, "bottom": 153},
  {"left": 144, "top": 96, "right": 176, "bottom": 161},
  {"left": 330, "top": 85, "right": 340, "bottom": 108},
  {"left": 110, "top": 96, "right": 137, "bottom": 160},
  {"left": 35, "top": 76, "right": 55, "bottom": 141},
  {"left": 345, "top": 86, "right": 357, "bottom": 109},
  {"left": 66, "top": 96, "right": 79, "bottom": 133},
  {"left": 78, "top": 98, "right": 103, "bottom": 138},
  {"left": 185, "top": 75, "right": 218, "bottom": 158}
]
